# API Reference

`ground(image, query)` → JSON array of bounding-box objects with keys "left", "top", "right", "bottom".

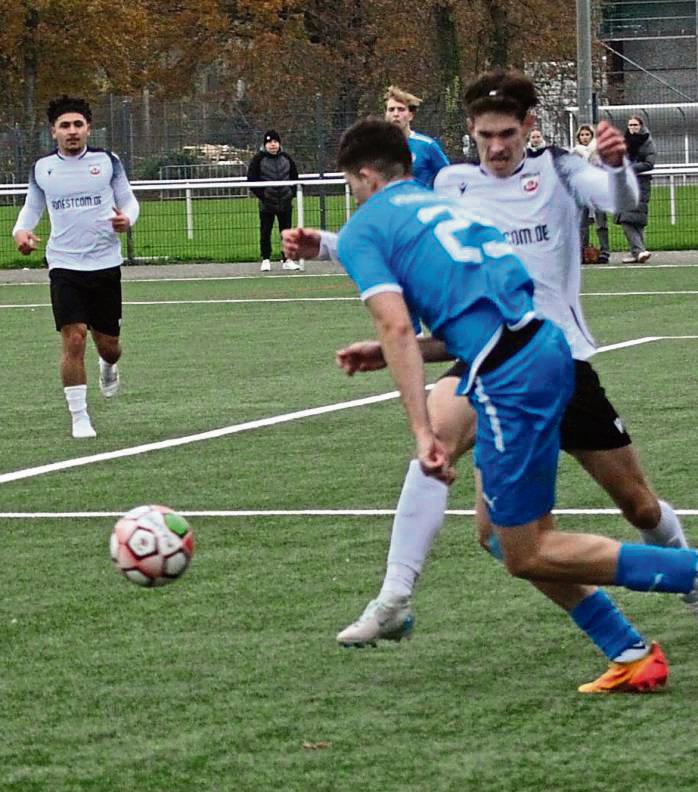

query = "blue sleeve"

[{"left": 337, "top": 216, "right": 401, "bottom": 300}]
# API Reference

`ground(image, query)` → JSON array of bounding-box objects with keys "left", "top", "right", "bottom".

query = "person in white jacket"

[{"left": 573, "top": 124, "right": 610, "bottom": 263}]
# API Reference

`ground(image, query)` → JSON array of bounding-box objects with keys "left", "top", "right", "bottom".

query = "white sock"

[
  {"left": 379, "top": 459, "right": 449, "bottom": 601},
  {"left": 640, "top": 500, "right": 688, "bottom": 549},
  {"left": 64, "top": 384, "right": 89, "bottom": 422}
]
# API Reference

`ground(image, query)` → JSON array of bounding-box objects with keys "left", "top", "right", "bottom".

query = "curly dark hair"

[
  {"left": 464, "top": 69, "right": 538, "bottom": 122},
  {"left": 47, "top": 96, "right": 92, "bottom": 124},
  {"left": 337, "top": 117, "right": 412, "bottom": 179}
]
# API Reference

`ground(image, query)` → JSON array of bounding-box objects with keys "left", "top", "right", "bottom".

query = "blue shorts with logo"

[{"left": 467, "top": 320, "right": 574, "bottom": 527}]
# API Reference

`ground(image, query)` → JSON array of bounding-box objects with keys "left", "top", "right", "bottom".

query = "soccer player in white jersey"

[
  {"left": 13, "top": 96, "right": 139, "bottom": 439},
  {"left": 283, "top": 72, "right": 694, "bottom": 693},
  {"left": 384, "top": 86, "right": 450, "bottom": 189}
]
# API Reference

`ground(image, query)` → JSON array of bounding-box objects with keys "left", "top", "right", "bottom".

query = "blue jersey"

[
  {"left": 337, "top": 180, "right": 537, "bottom": 393},
  {"left": 408, "top": 131, "right": 449, "bottom": 189}
]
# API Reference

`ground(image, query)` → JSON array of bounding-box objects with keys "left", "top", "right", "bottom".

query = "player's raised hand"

[
  {"left": 336, "top": 340, "right": 386, "bottom": 375},
  {"left": 111, "top": 207, "right": 130, "bottom": 232},
  {"left": 282, "top": 227, "right": 321, "bottom": 260},
  {"left": 13, "top": 230, "right": 40, "bottom": 255},
  {"left": 595, "top": 121, "right": 626, "bottom": 168}
]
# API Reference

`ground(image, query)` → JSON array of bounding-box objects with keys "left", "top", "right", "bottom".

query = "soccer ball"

[{"left": 110, "top": 505, "right": 195, "bottom": 587}]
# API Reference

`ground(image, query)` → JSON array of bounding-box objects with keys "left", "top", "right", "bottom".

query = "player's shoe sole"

[
  {"left": 336, "top": 598, "right": 414, "bottom": 648},
  {"left": 578, "top": 641, "right": 668, "bottom": 694}
]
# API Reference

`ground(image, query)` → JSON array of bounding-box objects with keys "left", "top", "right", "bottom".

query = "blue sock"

[
  {"left": 615, "top": 544, "right": 698, "bottom": 593},
  {"left": 570, "top": 590, "right": 645, "bottom": 661}
]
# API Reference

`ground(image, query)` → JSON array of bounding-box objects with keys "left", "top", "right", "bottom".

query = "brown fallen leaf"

[{"left": 302, "top": 741, "right": 332, "bottom": 750}]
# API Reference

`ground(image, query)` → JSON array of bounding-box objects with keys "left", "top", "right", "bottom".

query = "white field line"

[
  {"left": 0, "top": 335, "right": 695, "bottom": 486},
  {"left": 0, "top": 273, "right": 348, "bottom": 288},
  {"left": 1, "top": 508, "right": 697, "bottom": 519},
  {"left": 2, "top": 290, "right": 698, "bottom": 310}
]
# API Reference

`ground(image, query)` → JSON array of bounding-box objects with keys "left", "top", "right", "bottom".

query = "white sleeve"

[
  {"left": 560, "top": 152, "right": 639, "bottom": 214},
  {"left": 433, "top": 166, "right": 464, "bottom": 199},
  {"left": 318, "top": 231, "right": 340, "bottom": 263},
  {"left": 112, "top": 165, "right": 140, "bottom": 226},
  {"left": 12, "top": 180, "right": 46, "bottom": 235}
]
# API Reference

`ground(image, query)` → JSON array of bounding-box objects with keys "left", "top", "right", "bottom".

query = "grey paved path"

[{"left": 0, "top": 251, "right": 695, "bottom": 285}]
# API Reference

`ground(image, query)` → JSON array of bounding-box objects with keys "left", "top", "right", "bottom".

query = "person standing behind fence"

[
  {"left": 12, "top": 95, "right": 139, "bottom": 439},
  {"left": 616, "top": 116, "right": 656, "bottom": 263},
  {"left": 573, "top": 124, "right": 610, "bottom": 264},
  {"left": 384, "top": 86, "right": 449, "bottom": 188},
  {"left": 247, "top": 130, "right": 301, "bottom": 272}
]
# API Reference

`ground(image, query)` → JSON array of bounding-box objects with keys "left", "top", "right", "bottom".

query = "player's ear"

[{"left": 466, "top": 118, "right": 474, "bottom": 134}]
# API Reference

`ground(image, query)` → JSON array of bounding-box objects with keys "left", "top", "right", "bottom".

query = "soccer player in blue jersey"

[
  {"left": 308, "top": 71, "right": 692, "bottom": 693},
  {"left": 13, "top": 96, "right": 139, "bottom": 439},
  {"left": 286, "top": 117, "right": 697, "bottom": 692},
  {"left": 384, "top": 86, "right": 449, "bottom": 189}
]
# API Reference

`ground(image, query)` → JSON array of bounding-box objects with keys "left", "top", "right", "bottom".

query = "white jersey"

[
  {"left": 13, "top": 147, "right": 139, "bottom": 272},
  {"left": 434, "top": 147, "right": 639, "bottom": 360}
]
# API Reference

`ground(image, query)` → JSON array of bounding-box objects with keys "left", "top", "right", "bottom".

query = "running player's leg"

[
  {"left": 89, "top": 266, "right": 123, "bottom": 398},
  {"left": 50, "top": 268, "right": 96, "bottom": 438},
  {"left": 475, "top": 473, "right": 667, "bottom": 692},
  {"left": 336, "top": 374, "right": 474, "bottom": 646},
  {"left": 561, "top": 361, "right": 690, "bottom": 551}
]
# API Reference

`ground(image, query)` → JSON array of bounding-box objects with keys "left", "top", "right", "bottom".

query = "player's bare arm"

[
  {"left": 13, "top": 229, "right": 40, "bottom": 255},
  {"left": 595, "top": 121, "right": 627, "bottom": 168},
  {"left": 364, "top": 291, "right": 451, "bottom": 482},
  {"left": 336, "top": 335, "right": 452, "bottom": 376},
  {"left": 336, "top": 340, "right": 386, "bottom": 375},
  {"left": 282, "top": 227, "right": 321, "bottom": 260}
]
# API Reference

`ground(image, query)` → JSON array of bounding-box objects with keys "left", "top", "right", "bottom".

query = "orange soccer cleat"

[{"left": 578, "top": 642, "right": 668, "bottom": 694}]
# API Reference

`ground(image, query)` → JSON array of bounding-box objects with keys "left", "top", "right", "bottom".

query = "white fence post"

[
  {"left": 296, "top": 182, "right": 305, "bottom": 270},
  {"left": 185, "top": 187, "right": 194, "bottom": 240}
]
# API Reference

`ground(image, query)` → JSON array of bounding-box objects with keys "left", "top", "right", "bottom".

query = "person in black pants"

[{"left": 247, "top": 130, "right": 301, "bottom": 272}]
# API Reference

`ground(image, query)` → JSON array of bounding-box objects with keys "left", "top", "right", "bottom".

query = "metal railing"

[{"left": 1, "top": 168, "right": 696, "bottom": 265}]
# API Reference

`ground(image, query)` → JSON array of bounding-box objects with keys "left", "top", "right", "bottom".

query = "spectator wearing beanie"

[{"left": 247, "top": 129, "right": 301, "bottom": 271}]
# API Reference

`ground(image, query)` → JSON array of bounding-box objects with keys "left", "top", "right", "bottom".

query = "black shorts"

[
  {"left": 439, "top": 358, "right": 631, "bottom": 453},
  {"left": 49, "top": 266, "right": 122, "bottom": 336}
]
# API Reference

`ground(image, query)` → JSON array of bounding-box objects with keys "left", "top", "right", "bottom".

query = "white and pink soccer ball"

[{"left": 110, "top": 505, "right": 195, "bottom": 587}]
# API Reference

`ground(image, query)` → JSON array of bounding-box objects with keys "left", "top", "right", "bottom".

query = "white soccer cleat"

[
  {"left": 281, "top": 261, "right": 301, "bottom": 271},
  {"left": 637, "top": 251, "right": 652, "bottom": 263},
  {"left": 336, "top": 596, "right": 414, "bottom": 647},
  {"left": 260, "top": 259, "right": 271, "bottom": 272},
  {"left": 99, "top": 360, "right": 120, "bottom": 398},
  {"left": 72, "top": 416, "right": 96, "bottom": 439}
]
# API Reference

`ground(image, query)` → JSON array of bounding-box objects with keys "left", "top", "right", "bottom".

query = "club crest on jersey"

[
  {"left": 520, "top": 173, "right": 540, "bottom": 194},
  {"left": 89, "top": 165, "right": 101, "bottom": 176}
]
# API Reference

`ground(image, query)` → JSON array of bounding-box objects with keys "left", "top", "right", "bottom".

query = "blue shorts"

[{"left": 467, "top": 321, "right": 574, "bottom": 527}]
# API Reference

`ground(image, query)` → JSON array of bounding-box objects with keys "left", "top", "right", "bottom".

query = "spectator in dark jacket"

[
  {"left": 616, "top": 116, "right": 656, "bottom": 263},
  {"left": 247, "top": 129, "right": 300, "bottom": 271}
]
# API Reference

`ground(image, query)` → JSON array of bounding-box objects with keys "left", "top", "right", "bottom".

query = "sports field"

[{"left": 2, "top": 262, "right": 698, "bottom": 791}]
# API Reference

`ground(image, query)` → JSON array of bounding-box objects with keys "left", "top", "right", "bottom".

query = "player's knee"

[
  {"left": 501, "top": 550, "right": 540, "bottom": 580},
  {"left": 620, "top": 492, "right": 661, "bottom": 531},
  {"left": 63, "top": 326, "right": 88, "bottom": 357}
]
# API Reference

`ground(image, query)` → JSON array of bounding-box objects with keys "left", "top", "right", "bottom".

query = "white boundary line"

[
  {"left": 1, "top": 508, "right": 696, "bottom": 519},
  {"left": 2, "top": 291, "right": 698, "bottom": 310},
  {"left": 0, "top": 335, "right": 695, "bottom": 486}
]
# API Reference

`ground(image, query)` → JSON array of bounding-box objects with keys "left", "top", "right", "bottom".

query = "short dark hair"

[
  {"left": 47, "top": 96, "right": 92, "bottom": 125},
  {"left": 337, "top": 118, "right": 412, "bottom": 180},
  {"left": 464, "top": 69, "right": 538, "bottom": 123}
]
